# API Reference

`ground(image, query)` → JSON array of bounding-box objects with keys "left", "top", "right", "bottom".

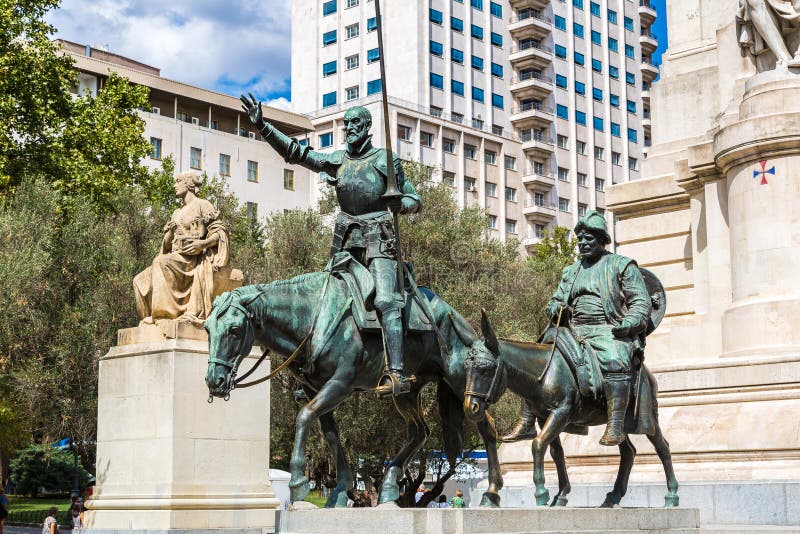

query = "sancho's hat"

[{"left": 574, "top": 210, "right": 611, "bottom": 243}]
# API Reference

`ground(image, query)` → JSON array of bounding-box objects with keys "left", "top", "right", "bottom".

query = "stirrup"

[{"left": 375, "top": 370, "right": 415, "bottom": 398}]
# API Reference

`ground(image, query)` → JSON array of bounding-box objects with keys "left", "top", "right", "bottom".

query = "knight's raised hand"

[{"left": 240, "top": 93, "right": 264, "bottom": 128}]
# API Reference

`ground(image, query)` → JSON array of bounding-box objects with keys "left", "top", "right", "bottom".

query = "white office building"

[{"left": 291, "top": 0, "right": 657, "bottom": 251}]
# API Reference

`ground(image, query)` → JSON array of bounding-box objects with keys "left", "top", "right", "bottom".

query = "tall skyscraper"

[{"left": 291, "top": 0, "right": 657, "bottom": 252}]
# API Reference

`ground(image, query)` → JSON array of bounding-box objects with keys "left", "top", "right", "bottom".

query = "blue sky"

[{"left": 50, "top": 0, "right": 669, "bottom": 110}]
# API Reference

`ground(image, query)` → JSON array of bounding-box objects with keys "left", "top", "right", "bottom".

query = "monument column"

[{"left": 715, "top": 75, "right": 800, "bottom": 359}]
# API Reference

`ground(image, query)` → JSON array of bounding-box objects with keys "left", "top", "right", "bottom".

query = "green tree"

[
  {"left": 10, "top": 444, "right": 91, "bottom": 497},
  {"left": 534, "top": 225, "right": 578, "bottom": 266}
]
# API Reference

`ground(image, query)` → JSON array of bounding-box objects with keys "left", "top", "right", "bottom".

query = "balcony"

[
  {"left": 642, "top": 109, "right": 651, "bottom": 128},
  {"left": 510, "top": 71, "right": 554, "bottom": 98},
  {"left": 510, "top": 40, "right": 553, "bottom": 69},
  {"left": 522, "top": 235, "right": 543, "bottom": 250},
  {"left": 509, "top": 11, "right": 552, "bottom": 40},
  {"left": 523, "top": 199, "right": 557, "bottom": 222},
  {"left": 510, "top": 0, "right": 550, "bottom": 10},
  {"left": 639, "top": 32, "right": 658, "bottom": 54},
  {"left": 522, "top": 171, "right": 556, "bottom": 189},
  {"left": 639, "top": 0, "right": 657, "bottom": 25},
  {"left": 520, "top": 131, "right": 556, "bottom": 157},
  {"left": 640, "top": 61, "right": 659, "bottom": 81},
  {"left": 510, "top": 101, "right": 555, "bottom": 128}
]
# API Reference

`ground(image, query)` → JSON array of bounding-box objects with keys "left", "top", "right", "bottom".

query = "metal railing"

[
  {"left": 510, "top": 40, "right": 553, "bottom": 54},
  {"left": 512, "top": 101, "right": 554, "bottom": 115},
  {"left": 511, "top": 70, "right": 554, "bottom": 84},
  {"left": 520, "top": 131, "right": 555, "bottom": 145},
  {"left": 510, "top": 10, "right": 552, "bottom": 24},
  {"left": 524, "top": 198, "right": 556, "bottom": 209},
  {"left": 639, "top": 0, "right": 656, "bottom": 10}
]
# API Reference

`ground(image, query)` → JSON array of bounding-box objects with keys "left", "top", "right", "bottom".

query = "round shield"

[{"left": 640, "top": 267, "right": 666, "bottom": 336}]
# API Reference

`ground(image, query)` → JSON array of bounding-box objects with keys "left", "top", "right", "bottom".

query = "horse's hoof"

[
  {"left": 664, "top": 494, "right": 679, "bottom": 507},
  {"left": 535, "top": 489, "right": 550, "bottom": 506},
  {"left": 289, "top": 500, "right": 318, "bottom": 511},
  {"left": 554, "top": 496, "right": 568, "bottom": 507},
  {"left": 480, "top": 492, "right": 501, "bottom": 508},
  {"left": 289, "top": 476, "right": 310, "bottom": 502},
  {"left": 600, "top": 492, "right": 621, "bottom": 508}
]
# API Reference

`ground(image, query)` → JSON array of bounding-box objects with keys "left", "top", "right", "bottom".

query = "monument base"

[{"left": 275, "top": 507, "right": 700, "bottom": 534}]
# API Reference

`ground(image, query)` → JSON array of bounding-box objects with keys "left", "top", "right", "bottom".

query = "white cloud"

[
  {"left": 48, "top": 0, "right": 292, "bottom": 101},
  {"left": 265, "top": 96, "right": 292, "bottom": 112}
]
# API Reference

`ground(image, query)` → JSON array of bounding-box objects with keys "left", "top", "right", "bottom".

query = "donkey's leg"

[
  {"left": 378, "top": 390, "right": 430, "bottom": 505},
  {"left": 289, "top": 372, "right": 353, "bottom": 503},
  {"left": 548, "top": 434, "right": 571, "bottom": 507},
  {"left": 601, "top": 438, "right": 636, "bottom": 507},
  {"left": 318, "top": 411, "right": 353, "bottom": 508},
  {"left": 647, "top": 426, "right": 679, "bottom": 507},
  {"left": 476, "top": 412, "right": 503, "bottom": 507},
  {"left": 532, "top": 407, "right": 572, "bottom": 506}
]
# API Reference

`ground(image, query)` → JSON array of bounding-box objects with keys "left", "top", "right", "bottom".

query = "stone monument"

[
  {"left": 85, "top": 172, "right": 280, "bottom": 531},
  {"left": 495, "top": 0, "right": 800, "bottom": 527}
]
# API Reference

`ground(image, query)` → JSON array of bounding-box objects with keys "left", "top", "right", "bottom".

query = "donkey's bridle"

[{"left": 464, "top": 349, "right": 506, "bottom": 405}]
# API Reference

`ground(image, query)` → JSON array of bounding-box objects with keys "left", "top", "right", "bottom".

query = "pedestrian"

[
  {"left": 42, "top": 507, "right": 59, "bottom": 534},
  {"left": 414, "top": 486, "right": 425, "bottom": 504},
  {"left": 70, "top": 503, "right": 84, "bottom": 530},
  {"left": 450, "top": 489, "right": 466, "bottom": 508},
  {"left": 438, "top": 495, "right": 449, "bottom": 508},
  {"left": 0, "top": 487, "right": 9, "bottom": 534}
]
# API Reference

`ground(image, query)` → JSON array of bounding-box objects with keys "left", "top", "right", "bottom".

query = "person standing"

[
  {"left": 450, "top": 489, "right": 466, "bottom": 508},
  {"left": 0, "top": 487, "right": 9, "bottom": 534},
  {"left": 42, "top": 507, "right": 59, "bottom": 534}
]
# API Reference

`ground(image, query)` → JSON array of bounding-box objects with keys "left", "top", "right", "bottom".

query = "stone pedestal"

[{"left": 85, "top": 323, "right": 280, "bottom": 531}]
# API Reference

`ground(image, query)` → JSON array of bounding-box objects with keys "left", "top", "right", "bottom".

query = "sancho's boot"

[
  {"left": 377, "top": 315, "right": 412, "bottom": 398},
  {"left": 501, "top": 400, "right": 537, "bottom": 442},
  {"left": 599, "top": 375, "right": 630, "bottom": 446}
]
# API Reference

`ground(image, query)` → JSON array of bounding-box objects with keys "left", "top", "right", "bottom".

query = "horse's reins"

[{"left": 537, "top": 264, "right": 581, "bottom": 382}]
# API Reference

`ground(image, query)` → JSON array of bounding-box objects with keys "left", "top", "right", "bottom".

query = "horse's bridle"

[{"left": 207, "top": 301, "right": 254, "bottom": 402}]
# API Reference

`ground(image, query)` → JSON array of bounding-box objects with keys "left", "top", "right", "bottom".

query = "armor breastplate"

[{"left": 335, "top": 150, "right": 387, "bottom": 215}]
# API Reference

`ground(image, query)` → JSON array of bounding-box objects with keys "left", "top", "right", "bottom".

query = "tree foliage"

[{"left": 10, "top": 444, "right": 91, "bottom": 497}]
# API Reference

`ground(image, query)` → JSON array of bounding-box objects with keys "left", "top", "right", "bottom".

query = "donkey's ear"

[
  {"left": 480, "top": 308, "right": 500, "bottom": 355},
  {"left": 449, "top": 312, "right": 478, "bottom": 347}
]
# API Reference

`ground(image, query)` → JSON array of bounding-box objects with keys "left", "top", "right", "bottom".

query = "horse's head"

[
  {"left": 463, "top": 309, "right": 504, "bottom": 423},
  {"left": 205, "top": 290, "right": 258, "bottom": 400}
]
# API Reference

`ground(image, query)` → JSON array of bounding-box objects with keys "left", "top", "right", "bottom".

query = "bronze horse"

[
  {"left": 464, "top": 311, "right": 680, "bottom": 508},
  {"left": 204, "top": 273, "right": 506, "bottom": 507}
]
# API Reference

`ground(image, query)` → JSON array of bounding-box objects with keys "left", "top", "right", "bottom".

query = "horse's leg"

[
  {"left": 601, "top": 438, "right": 636, "bottom": 507},
  {"left": 289, "top": 372, "right": 353, "bottom": 503},
  {"left": 647, "top": 426, "right": 680, "bottom": 507},
  {"left": 378, "top": 390, "right": 430, "bottom": 505},
  {"left": 476, "top": 412, "right": 502, "bottom": 507},
  {"left": 548, "top": 434, "right": 571, "bottom": 507},
  {"left": 318, "top": 411, "right": 352, "bottom": 508},
  {"left": 532, "top": 407, "right": 572, "bottom": 506}
]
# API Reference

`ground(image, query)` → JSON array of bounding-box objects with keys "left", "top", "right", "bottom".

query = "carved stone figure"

[
  {"left": 133, "top": 171, "right": 241, "bottom": 325},
  {"left": 738, "top": 0, "right": 800, "bottom": 70}
]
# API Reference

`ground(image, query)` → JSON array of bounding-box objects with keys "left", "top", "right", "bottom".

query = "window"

[
  {"left": 367, "top": 79, "right": 382, "bottom": 95},
  {"left": 491, "top": 62, "right": 503, "bottom": 77},
  {"left": 576, "top": 110, "right": 587, "bottom": 125},
  {"left": 452, "top": 79, "right": 465, "bottom": 95},
  {"left": 398, "top": 124, "right": 412, "bottom": 141},
  {"left": 464, "top": 144, "right": 477, "bottom": 159},
  {"left": 594, "top": 146, "right": 604, "bottom": 160},
  {"left": 574, "top": 0, "right": 584, "bottom": 8},
  {"left": 574, "top": 23, "right": 584, "bottom": 38},
  {"left": 320, "top": 132, "right": 333, "bottom": 148},
  {"left": 628, "top": 128, "right": 638, "bottom": 143},
  {"left": 485, "top": 150, "right": 497, "bottom": 165},
  {"left": 465, "top": 178, "right": 477, "bottom": 192},
  {"left": 488, "top": 214, "right": 497, "bottom": 229},
  {"left": 625, "top": 44, "right": 635, "bottom": 58},
  {"left": 346, "top": 0, "right": 358, "bottom": 7},
  {"left": 558, "top": 198, "right": 570, "bottom": 212},
  {"left": 505, "top": 187, "right": 517, "bottom": 203},
  {"left": 610, "top": 93, "right": 620, "bottom": 107},
  {"left": 323, "top": 60, "right": 337, "bottom": 76},
  {"left": 322, "top": 30, "right": 337, "bottom": 45},
  {"left": 533, "top": 192, "right": 545, "bottom": 206},
  {"left": 149, "top": 137, "right": 162, "bottom": 160},
  {"left": 367, "top": 17, "right": 377, "bottom": 31},
  {"left": 345, "top": 85, "right": 359, "bottom": 101},
  {"left": 430, "top": 72, "right": 444, "bottom": 89},
  {"left": 593, "top": 87, "right": 603, "bottom": 101},
  {"left": 609, "top": 65, "right": 619, "bottom": 78},
  {"left": 557, "top": 135, "right": 568, "bottom": 148},
  {"left": 443, "top": 171, "right": 456, "bottom": 186},
  {"left": 574, "top": 52, "right": 585, "bottom": 65},
  {"left": 576, "top": 141, "right": 587, "bottom": 155},
  {"left": 534, "top": 224, "right": 546, "bottom": 239},
  {"left": 246, "top": 202, "right": 258, "bottom": 220},
  {"left": 491, "top": 93, "right": 503, "bottom": 109},
  {"left": 505, "top": 218, "right": 517, "bottom": 234},
  {"left": 472, "top": 86, "right": 484, "bottom": 102},
  {"left": 323, "top": 0, "right": 336, "bottom": 16},
  {"left": 624, "top": 17, "right": 634, "bottom": 31},
  {"left": 595, "top": 178, "right": 605, "bottom": 191},
  {"left": 473, "top": 120, "right": 484, "bottom": 133},
  {"left": 611, "top": 151, "right": 621, "bottom": 165},
  {"left": 591, "top": 30, "right": 601, "bottom": 45},
  {"left": 471, "top": 0, "right": 483, "bottom": 9},
  {"left": 452, "top": 48, "right": 464, "bottom": 63},
  {"left": 505, "top": 155, "right": 516, "bottom": 170},
  {"left": 611, "top": 122, "right": 621, "bottom": 137},
  {"left": 627, "top": 100, "right": 637, "bottom": 113},
  {"left": 451, "top": 16, "right": 464, "bottom": 32},
  {"left": 218, "top": 153, "right": 230, "bottom": 176},
  {"left": 607, "top": 9, "right": 617, "bottom": 24},
  {"left": 367, "top": 48, "right": 380, "bottom": 62},
  {"left": 556, "top": 74, "right": 567, "bottom": 88},
  {"left": 430, "top": 8, "right": 443, "bottom": 24},
  {"left": 443, "top": 138, "right": 456, "bottom": 153},
  {"left": 590, "top": 1, "right": 600, "bottom": 16},
  {"left": 533, "top": 161, "right": 545, "bottom": 175},
  {"left": 430, "top": 40, "right": 444, "bottom": 56},
  {"left": 490, "top": 1, "right": 502, "bottom": 17},
  {"left": 283, "top": 168, "right": 295, "bottom": 190},
  {"left": 472, "top": 55, "right": 484, "bottom": 70},
  {"left": 626, "top": 71, "right": 636, "bottom": 85},
  {"left": 190, "top": 147, "right": 202, "bottom": 169},
  {"left": 629, "top": 157, "right": 639, "bottom": 171},
  {"left": 555, "top": 44, "right": 567, "bottom": 58},
  {"left": 451, "top": 112, "right": 463, "bottom": 124},
  {"left": 593, "top": 116, "right": 604, "bottom": 131},
  {"left": 575, "top": 81, "right": 586, "bottom": 95},
  {"left": 577, "top": 172, "right": 587, "bottom": 186},
  {"left": 555, "top": 16, "right": 566, "bottom": 31},
  {"left": 557, "top": 104, "right": 569, "bottom": 119},
  {"left": 421, "top": 131, "right": 434, "bottom": 147},
  {"left": 322, "top": 91, "right": 336, "bottom": 107},
  {"left": 558, "top": 167, "right": 569, "bottom": 181},
  {"left": 346, "top": 55, "right": 359, "bottom": 70},
  {"left": 486, "top": 182, "right": 497, "bottom": 196},
  {"left": 247, "top": 160, "right": 258, "bottom": 182},
  {"left": 608, "top": 37, "right": 618, "bottom": 52},
  {"left": 471, "top": 24, "right": 483, "bottom": 40},
  {"left": 578, "top": 203, "right": 588, "bottom": 217},
  {"left": 345, "top": 23, "right": 359, "bottom": 39},
  {"left": 491, "top": 32, "right": 503, "bottom": 47},
  {"left": 592, "top": 58, "right": 602, "bottom": 72}
]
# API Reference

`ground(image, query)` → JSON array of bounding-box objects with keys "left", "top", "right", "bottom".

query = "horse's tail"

[{"left": 437, "top": 377, "right": 464, "bottom": 470}]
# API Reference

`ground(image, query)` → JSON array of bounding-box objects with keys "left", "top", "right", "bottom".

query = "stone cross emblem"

[{"left": 754, "top": 160, "right": 775, "bottom": 185}]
